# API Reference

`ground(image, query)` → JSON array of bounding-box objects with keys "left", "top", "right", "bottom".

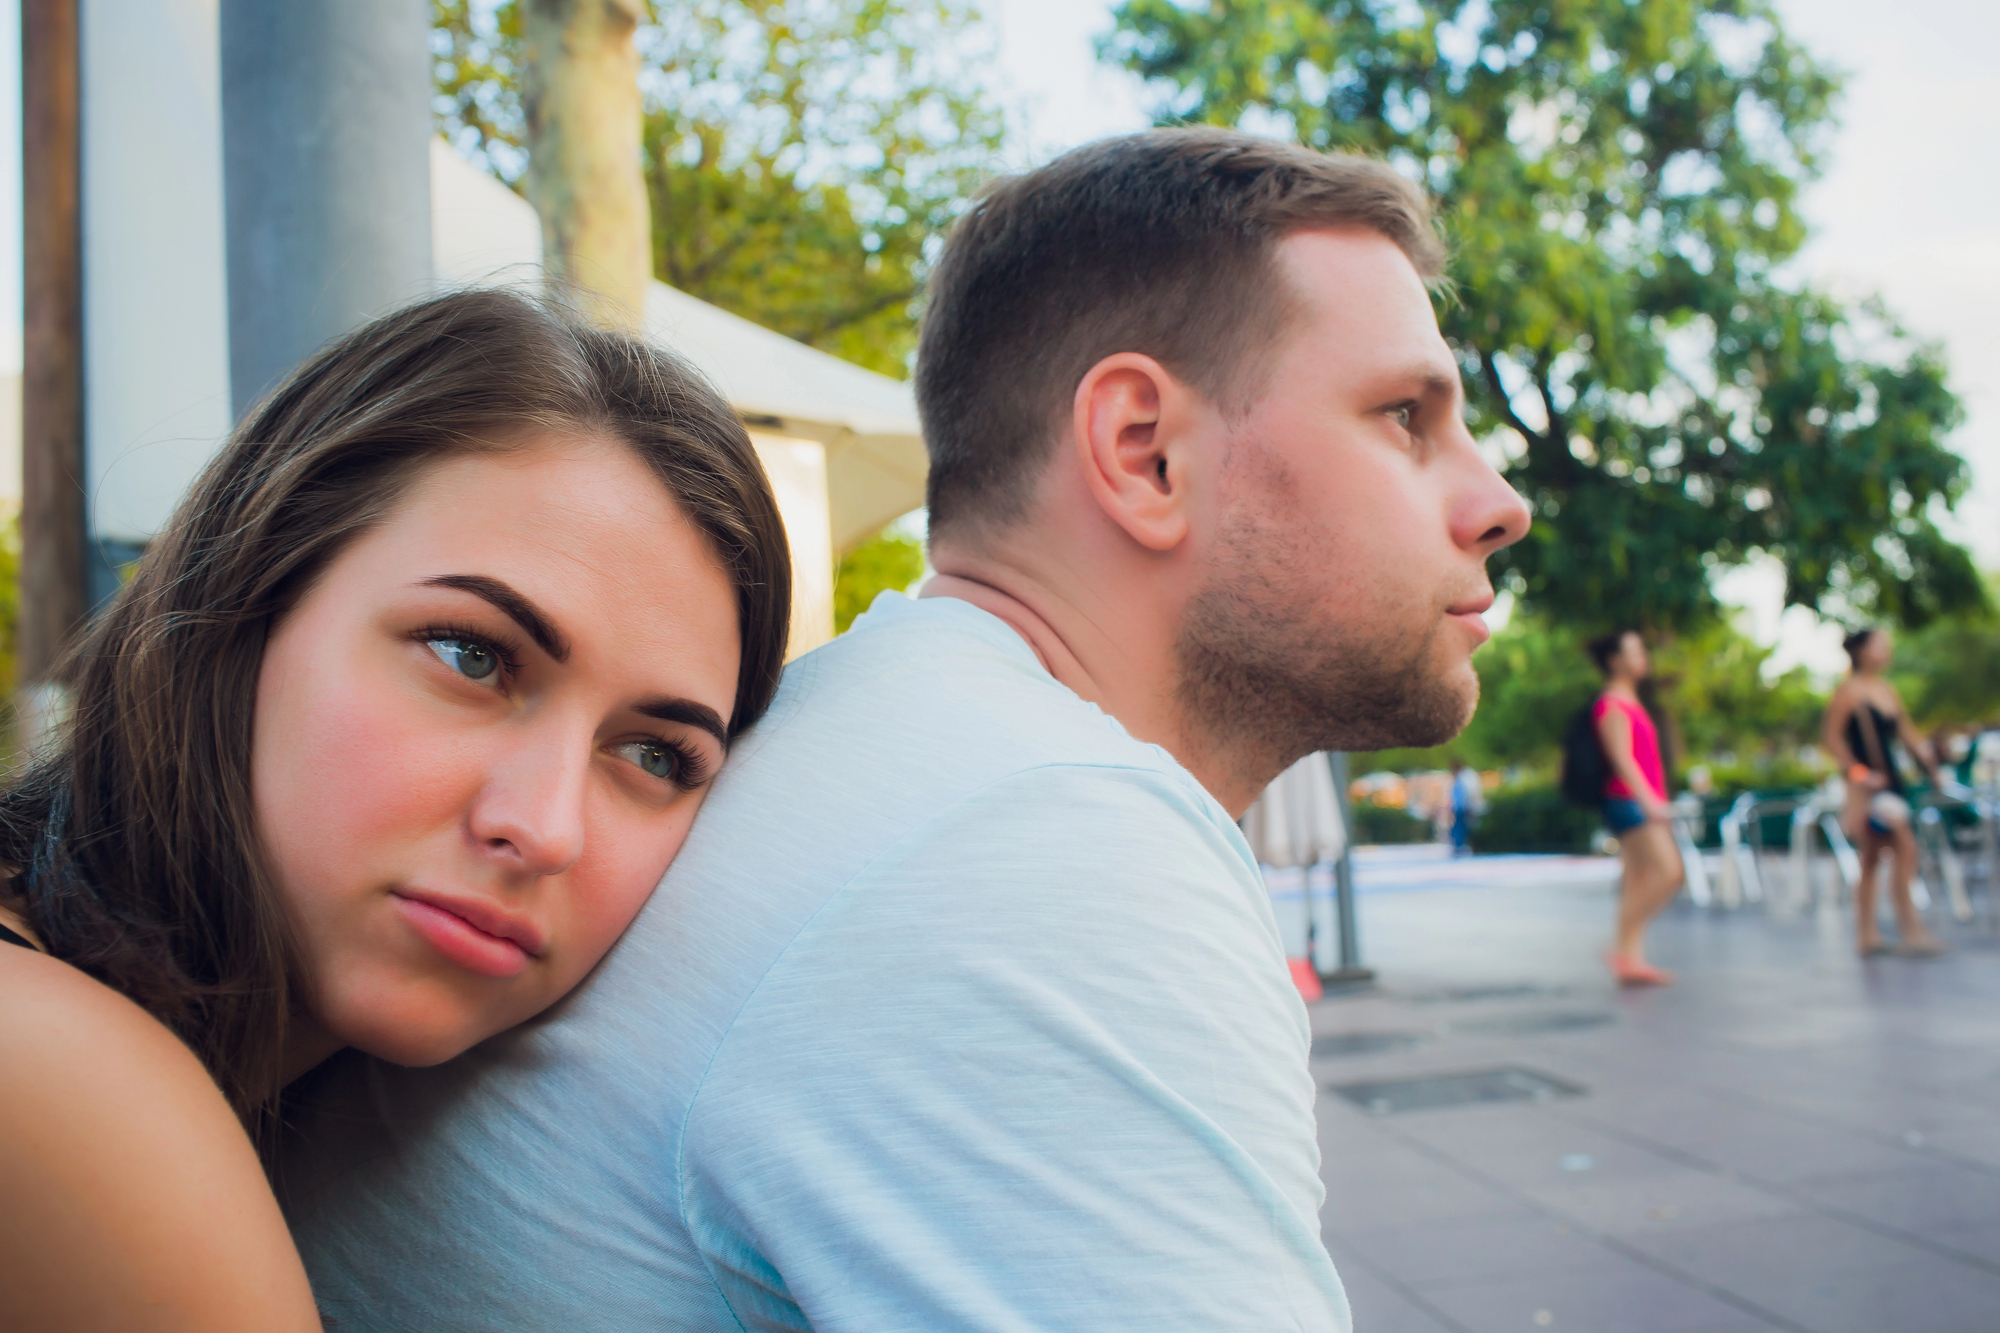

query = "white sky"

[{"left": 0, "top": 0, "right": 1988, "bottom": 673}]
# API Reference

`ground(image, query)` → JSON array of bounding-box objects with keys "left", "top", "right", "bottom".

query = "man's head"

[
  {"left": 918, "top": 129, "right": 1447, "bottom": 535},
  {"left": 916, "top": 129, "right": 1529, "bottom": 787}
]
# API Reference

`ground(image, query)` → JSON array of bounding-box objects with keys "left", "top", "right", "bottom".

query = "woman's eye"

[
  {"left": 428, "top": 638, "right": 501, "bottom": 683},
  {"left": 616, "top": 739, "right": 682, "bottom": 782},
  {"left": 1389, "top": 404, "right": 1415, "bottom": 429}
]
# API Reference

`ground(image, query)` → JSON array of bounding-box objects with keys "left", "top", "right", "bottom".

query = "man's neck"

[
  {"left": 919, "top": 562, "right": 1268, "bottom": 817},
  {"left": 919, "top": 572, "right": 1100, "bottom": 702}
]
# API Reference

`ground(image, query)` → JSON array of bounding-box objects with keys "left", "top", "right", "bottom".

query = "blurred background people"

[
  {"left": 1588, "top": 630, "right": 1683, "bottom": 986},
  {"left": 1824, "top": 628, "right": 1946, "bottom": 957},
  {"left": 1447, "top": 757, "right": 1483, "bottom": 857}
]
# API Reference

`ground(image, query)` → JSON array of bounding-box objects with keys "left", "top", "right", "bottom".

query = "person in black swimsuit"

[
  {"left": 0, "top": 289, "right": 793, "bottom": 1330},
  {"left": 1823, "top": 628, "right": 1945, "bottom": 957},
  {"left": 1846, "top": 702, "right": 1910, "bottom": 803}
]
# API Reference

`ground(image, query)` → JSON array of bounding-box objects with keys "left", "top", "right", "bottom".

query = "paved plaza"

[{"left": 1313, "top": 848, "right": 2000, "bottom": 1333}]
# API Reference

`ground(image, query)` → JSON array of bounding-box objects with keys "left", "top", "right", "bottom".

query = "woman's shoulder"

[
  {"left": 0, "top": 947, "right": 321, "bottom": 1330},
  {"left": 0, "top": 938, "right": 211, "bottom": 1094},
  {"left": 1873, "top": 677, "right": 1909, "bottom": 710},
  {"left": 0, "top": 942, "right": 251, "bottom": 1222}
]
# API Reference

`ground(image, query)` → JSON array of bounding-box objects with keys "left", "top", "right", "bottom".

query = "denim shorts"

[{"left": 1602, "top": 798, "right": 1648, "bottom": 836}]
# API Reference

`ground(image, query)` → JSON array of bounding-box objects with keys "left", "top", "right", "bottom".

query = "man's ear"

[{"left": 1071, "top": 352, "right": 1198, "bottom": 552}]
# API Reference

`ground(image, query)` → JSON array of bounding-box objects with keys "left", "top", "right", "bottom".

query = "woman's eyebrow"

[
  {"left": 637, "top": 698, "right": 729, "bottom": 749},
  {"left": 419, "top": 575, "right": 571, "bottom": 662}
]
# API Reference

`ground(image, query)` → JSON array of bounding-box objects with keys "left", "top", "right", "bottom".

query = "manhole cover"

[
  {"left": 1311, "top": 1032, "right": 1426, "bottom": 1058},
  {"left": 1450, "top": 1011, "right": 1616, "bottom": 1037},
  {"left": 1402, "top": 984, "right": 1570, "bottom": 1005},
  {"left": 1329, "top": 1066, "right": 1585, "bottom": 1115}
]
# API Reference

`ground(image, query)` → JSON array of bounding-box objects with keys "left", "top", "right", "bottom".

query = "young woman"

[
  {"left": 1589, "top": 630, "right": 1683, "bottom": 986},
  {"left": 0, "top": 289, "right": 791, "bottom": 1330},
  {"left": 1823, "top": 628, "right": 1945, "bottom": 957}
]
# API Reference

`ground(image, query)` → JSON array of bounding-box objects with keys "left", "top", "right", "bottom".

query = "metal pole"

[
  {"left": 220, "top": 0, "right": 433, "bottom": 419},
  {"left": 18, "top": 0, "right": 88, "bottom": 753},
  {"left": 1324, "top": 752, "right": 1374, "bottom": 986}
]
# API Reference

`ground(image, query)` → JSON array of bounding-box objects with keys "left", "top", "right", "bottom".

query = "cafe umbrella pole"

[{"left": 1323, "top": 752, "right": 1374, "bottom": 987}]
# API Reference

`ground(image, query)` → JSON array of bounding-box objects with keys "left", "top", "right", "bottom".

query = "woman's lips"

[{"left": 391, "top": 892, "right": 537, "bottom": 979}]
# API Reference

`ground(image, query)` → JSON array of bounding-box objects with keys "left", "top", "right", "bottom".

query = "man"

[
  {"left": 280, "top": 128, "right": 1530, "bottom": 1331},
  {"left": 1449, "top": 758, "right": 1484, "bottom": 856}
]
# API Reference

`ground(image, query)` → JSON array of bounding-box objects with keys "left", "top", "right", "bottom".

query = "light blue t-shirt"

[{"left": 279, "top": 593, "right": 1350, "bottom": 1332}]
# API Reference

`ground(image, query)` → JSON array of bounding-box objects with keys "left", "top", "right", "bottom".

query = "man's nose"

[{"left": 1454, "top": 448, "right": 1532, "bottom": 556}]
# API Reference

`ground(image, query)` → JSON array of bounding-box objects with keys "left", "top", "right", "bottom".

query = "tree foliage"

[
  {"left": 1890, "top": 577, "right": 2000, "bottom": 728},
  {"left": 1106, "top": 0, "right": 1984, "bottom": 633},
  {"left": 834, "top": 528, "right": 927, "bottom": 633},
  {"left": 0, "top": 506, "right": 17, "bottom": 698},
  {"left": 433, "top": 0, "right": 1005, "bottom": 374}
]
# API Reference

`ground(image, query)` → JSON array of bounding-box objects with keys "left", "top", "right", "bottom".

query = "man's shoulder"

[
  {"left": 705, "top": 592, "right": 1204, "bottom": 832},
  {"left": 632, "top": 593, "right": 1260, "bottom": 1055}
]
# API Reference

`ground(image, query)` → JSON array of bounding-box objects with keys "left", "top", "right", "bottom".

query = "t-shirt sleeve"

[{"left": 680, "top": 764, "right": 1350, "bottom": 1333}]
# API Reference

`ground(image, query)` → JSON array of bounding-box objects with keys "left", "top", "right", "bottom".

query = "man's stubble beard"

[{"left": 1172, "top": 448, "right": 1478, "bottom": 783}]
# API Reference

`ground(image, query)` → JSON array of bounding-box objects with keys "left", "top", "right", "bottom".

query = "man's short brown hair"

[{"left": 916, "top": 128, "right": 1444, "bottom": 537}]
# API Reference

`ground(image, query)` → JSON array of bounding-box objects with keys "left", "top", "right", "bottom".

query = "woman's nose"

[{"left": 466, "top": 729, "right": 590, "bottom": 879}]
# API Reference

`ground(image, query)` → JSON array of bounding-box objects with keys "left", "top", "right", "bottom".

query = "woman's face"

[
  {"left": 252, "top": 435, "right": 741, "bottom": 1067},
  {"left": 1618, "top": 632, "right": 1650, "bottom": 680},
  {"left": 1862, "top": 630, "right": 1894, "bottom": 672}
]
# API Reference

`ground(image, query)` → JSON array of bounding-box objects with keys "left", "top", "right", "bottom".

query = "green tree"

[
  {"left": 0, "top": 507, "right": 18, "bottom": 697},
  {"left": 434, "top": 0, "right": 1005, "bottom": 375},
  {"left": 1105, "top": 0, "right": 1985, "bottom": 633},
  {"left": 1651, "top": 619, "right": 1822, "bottom": 761},
  {"left": 834, "top": 527, "right": 927, "bottom": 633},
  {"left": 0, "top": 507, "right": 21, "bottom": 759},
  {"left": 1890, "top": 576, "right": 2000, "bottom": 728}
]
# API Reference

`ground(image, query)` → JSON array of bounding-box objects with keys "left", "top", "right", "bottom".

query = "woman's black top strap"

[{"left": 0, "top": 920, "right": 35, "bottom": 950}]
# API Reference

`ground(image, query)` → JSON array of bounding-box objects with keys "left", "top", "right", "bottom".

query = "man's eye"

[
  {"left": 615, "top": 739, "right": 682, "bottom": 782},
  {"left": 1389, "top": 404, "right": 1415, "bottom": 429},
  {"left": 428, "top": 639, "right": 501, "bottom": 683}
]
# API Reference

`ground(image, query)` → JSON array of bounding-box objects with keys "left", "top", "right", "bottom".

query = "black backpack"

[{"left": 1559, "top": 703, "right": 1609, "bottom": 806}]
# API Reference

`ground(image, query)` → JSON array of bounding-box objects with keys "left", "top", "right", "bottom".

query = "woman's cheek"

[
  {"left": 262, "top": 667, "right": 488, "bottom": 924},
  {"left": 562, "top": 804, "right": 697, "bottom": 972},
  {"left": 312, "top": 676, "right": 485, "bottom": 844}
]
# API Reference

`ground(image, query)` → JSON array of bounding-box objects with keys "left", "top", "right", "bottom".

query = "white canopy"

[
  {"left": 1241, "top": 753, "right": 1348, "bottom": 869},
  {"left": 431, "top": 142, "right": 927, "bottom": 557}
]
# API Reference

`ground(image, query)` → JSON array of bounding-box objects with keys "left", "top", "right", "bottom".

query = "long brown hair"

[{"left": 0, "top": 288, "right": 791, "bottom": 1140}]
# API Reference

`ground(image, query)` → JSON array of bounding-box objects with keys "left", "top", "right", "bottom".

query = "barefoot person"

[
  {"left": 1589, "top": 630, "right": 1683, "bottom": 986},
  {"left": 0, "top": 289, "right": 790, "bottom": 1331},
  {"left": 1824, "top": 627, "right": 1945, "bottom": 957},
  {"left": 282, "top": 130, "right": 1531, "bottom": 1332}
]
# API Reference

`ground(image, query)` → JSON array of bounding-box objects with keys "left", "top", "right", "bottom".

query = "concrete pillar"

[
  {"left": 82, "top": 0, "right": 233, "bottom": 609},
  {"left": 748, "top": 433, "right": 836, "bottom": 658},
  {"left": 220, "top": 0, "right": 433, "bottom": 419}
]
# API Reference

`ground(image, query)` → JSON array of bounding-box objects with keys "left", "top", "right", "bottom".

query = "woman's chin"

[{"left": 324, "top": 1006, "right": 500, "bottom": 1069}]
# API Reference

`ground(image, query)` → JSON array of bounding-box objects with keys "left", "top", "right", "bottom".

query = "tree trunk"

[
  {"left": 522, "top": 0, "right": 651, "bottom": 330},
  {"left": 19, "top": 0, "right": 86, "bottom": 749}
]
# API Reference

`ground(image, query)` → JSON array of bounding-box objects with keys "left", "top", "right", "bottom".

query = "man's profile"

[{"left": 280, "top": 128, "right": 1530, "bottom": 1331}]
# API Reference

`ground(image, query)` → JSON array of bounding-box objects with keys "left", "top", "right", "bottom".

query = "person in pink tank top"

[{"left": 1587, "top": 631, "right": 1684, "bottom": 986}]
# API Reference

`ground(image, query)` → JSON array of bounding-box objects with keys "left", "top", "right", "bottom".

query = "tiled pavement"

[{"left": 1312, "top": 859, "right": 2000, "bottom": 1333}]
